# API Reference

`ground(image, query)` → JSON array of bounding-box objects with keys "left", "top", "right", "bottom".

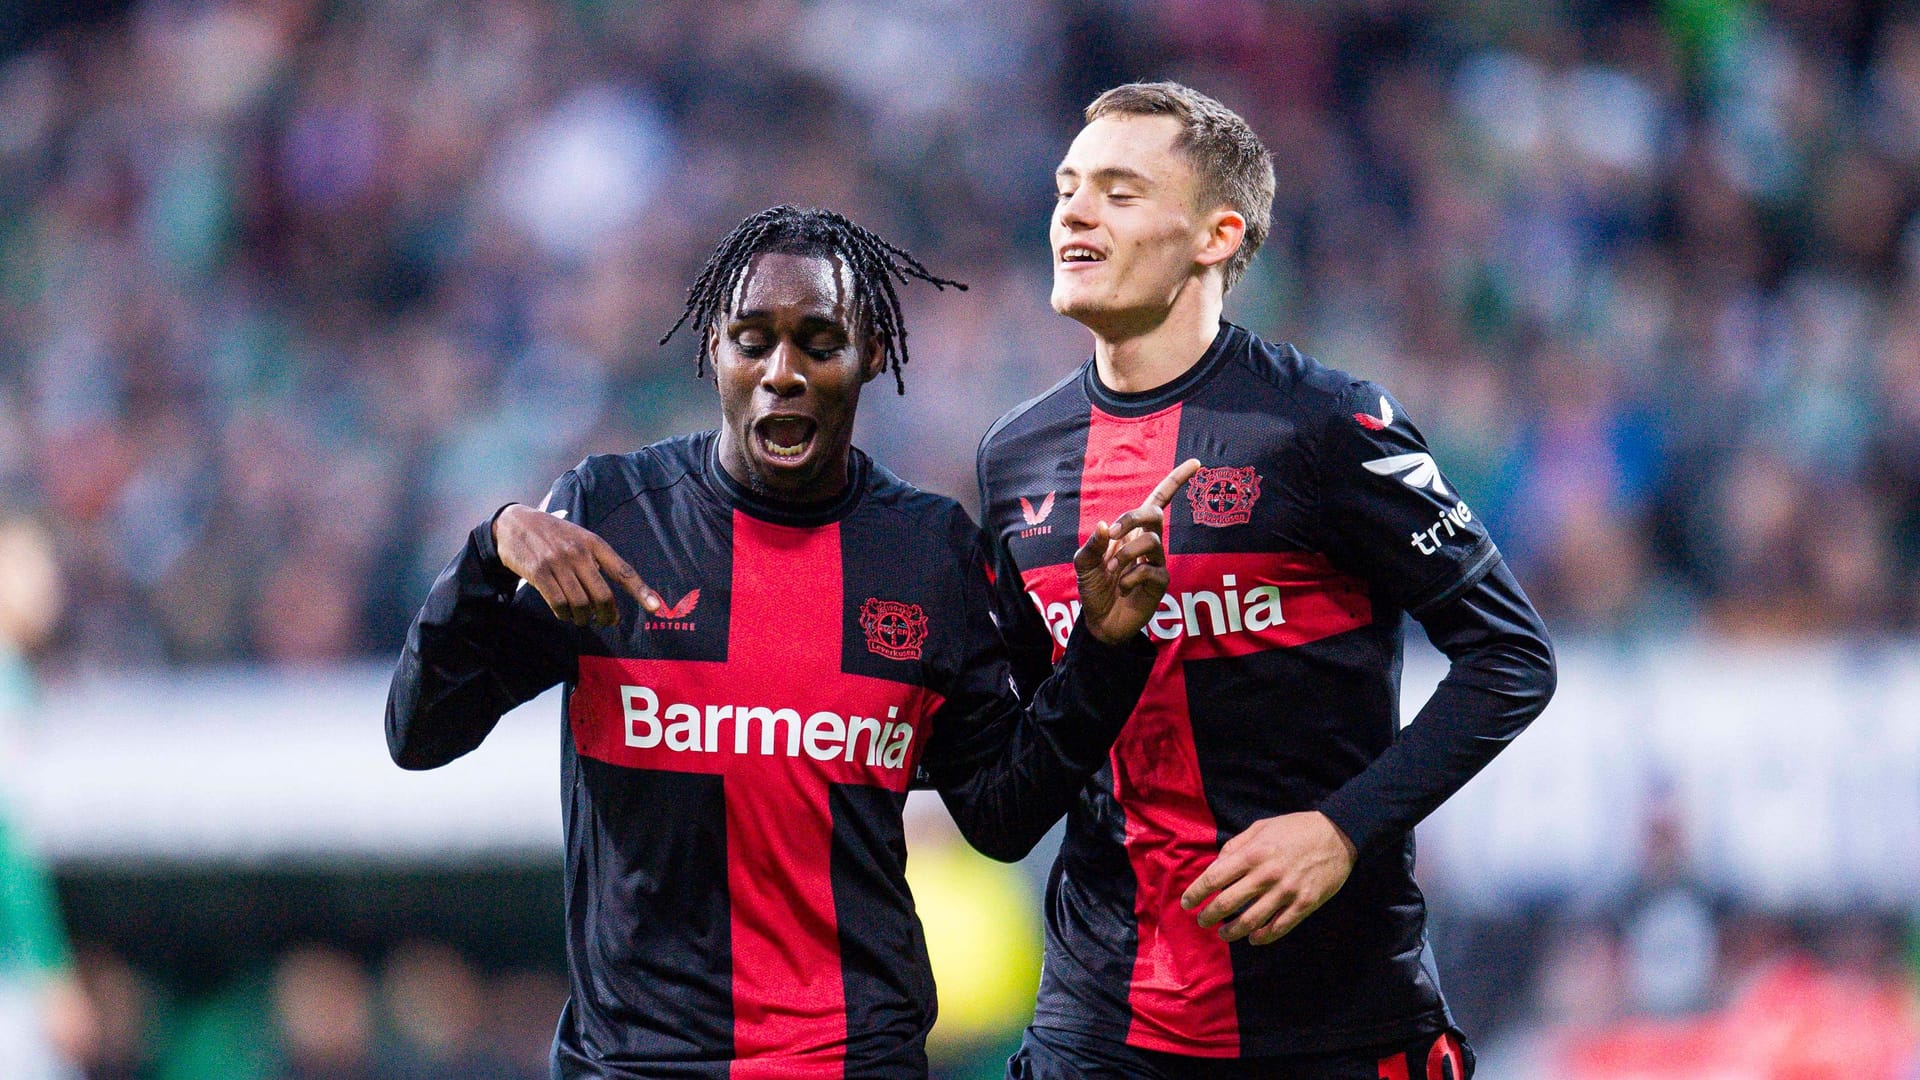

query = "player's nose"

[
  {"left": 761, "top": 340, "right": 806, "bottom": 396},
  {"left": 1056, "top": 186, "right": 1098, "bottom": 231}
]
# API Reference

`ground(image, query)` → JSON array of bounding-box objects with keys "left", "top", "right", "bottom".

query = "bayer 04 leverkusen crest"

[
  {"left": 1185, "top": 465, "right": 1262, "bottom": 527},
  {"left": 859, "top": 598, "right": 928, "bottom": 661}
]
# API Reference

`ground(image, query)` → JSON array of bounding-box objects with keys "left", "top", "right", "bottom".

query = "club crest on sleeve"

[
  {"left": 1185, "top": 465, "right": 1262, "bottom": 527},
  {"left": 860, "top": 598, "right": 928, "bottom": 660}
]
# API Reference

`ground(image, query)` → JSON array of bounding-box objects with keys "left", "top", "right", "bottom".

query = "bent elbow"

[
  {"left": 969, "top": 835, "right": 1039, "bottom": 865},
  {"left": 1535, "top": 648, "right": 1559, "bottom": 709},
  {"left": 955, "top": 820, "right": 1044, "bottom": 864},
  {"left": 386, "top": 694, "right": 452, "bottom": 771},
  {"left": 389, "top": 738, "right": 447, "bottom": 771},
  {"left": 386, "top": 721, "right": 440, "bottom": 771},
  {"left": 1526, "top": 633, "right": 1559, "bottom": 711}
]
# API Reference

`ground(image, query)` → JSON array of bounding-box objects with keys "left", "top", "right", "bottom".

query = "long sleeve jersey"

[
  {"left": 387, "top": 431, "right": 1154, "bottom": 1079},
  {"left": 975, "top": 321, "right": 1556, "bottom": 1057}
]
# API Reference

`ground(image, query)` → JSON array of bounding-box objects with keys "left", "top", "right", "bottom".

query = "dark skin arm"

[
  {"left": 932, "top": 458, "right": 1197, "bottom": 862},
  {"left": 491, "top": 503, "right": 660, "bottom": 628},
  {"left": 1074, "top": 458, "right": 1199, "bottom": 644}
]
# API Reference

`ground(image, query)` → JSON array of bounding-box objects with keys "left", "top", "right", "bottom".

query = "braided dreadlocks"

[{"left": 661, "top": 206, "right": 966, "bottom": 395}]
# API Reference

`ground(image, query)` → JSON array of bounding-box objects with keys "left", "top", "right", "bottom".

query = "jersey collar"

[
  {"left": 1082, "top": 320, "right": 1242, "bottom": 418},
  {"left": 701, "top": 430, "right": 870, "bottom": 527}
]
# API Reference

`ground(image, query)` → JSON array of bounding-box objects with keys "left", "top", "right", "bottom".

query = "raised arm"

[{"left": 927, "top": 461, "right": 1197, "bottom": 861}]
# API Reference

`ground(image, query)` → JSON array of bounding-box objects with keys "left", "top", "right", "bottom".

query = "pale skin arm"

[{"left": 1179, "top": 811, "right": 1359, "bottom": 946}]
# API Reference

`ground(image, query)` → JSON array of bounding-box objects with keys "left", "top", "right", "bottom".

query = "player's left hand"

[
  {"left": 1179, "top": 811, "right": 1358, "bottom": 946},
  {"left": 1074, "top": 458, "right": 1200, "bottom": 646}
]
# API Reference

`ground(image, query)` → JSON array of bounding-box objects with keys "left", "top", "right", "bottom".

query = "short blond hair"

[{"left": 1085, "top": 82, "right": 1275, "bottom": 291}]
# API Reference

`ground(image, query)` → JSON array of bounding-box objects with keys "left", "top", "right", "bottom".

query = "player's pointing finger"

[
  {"left": 593, "top": 542, "right": 661, "bottom": 615},
  {"left": 1142, "top": 458, "right": 1203, "bottom": 512}
]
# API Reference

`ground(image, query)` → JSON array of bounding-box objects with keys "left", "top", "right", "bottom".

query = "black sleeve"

[
  {"left": 1314, "top": 559, "right": 1556, "bottom": 853},
  {"left": 920, "top": 525, "right": 1154, "bottom": 862},
  {"left": 385, "top": 472, "right": 586, "bottom": 770},
  {"left": 1318, "top": 381, "right": 1501, "bottom": 616},
  {"left": 977, "top": 438, "right": 1058, "bottom": 702}
]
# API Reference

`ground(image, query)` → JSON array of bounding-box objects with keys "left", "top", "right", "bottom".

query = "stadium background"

[{"left": 1, "top": 0, "right": 1918, "bottom": 1076}]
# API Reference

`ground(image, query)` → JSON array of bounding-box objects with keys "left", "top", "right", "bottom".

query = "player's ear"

[
  {"left": 1196, "top": 207, "right": 1245, "bottom": 275},
  {"left": 858, "top": 336, "right": 886, "bottom": 384},
  {"left": 704, "top": 326, "right": 722, "bottom": 381}
]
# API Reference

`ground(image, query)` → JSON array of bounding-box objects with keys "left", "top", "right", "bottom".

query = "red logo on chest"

[
  {"left": 1019, "top": 491, "right": 1056, "bottom": 538},
  {"left": 645, "top": 589, "right": 700, "bottom": 630},
  {"left": 860, "top": 599, "right": 928, "bottom": 661},
  {"left": 1186, "top": 466, "right": 1262, "bottom": 527}
]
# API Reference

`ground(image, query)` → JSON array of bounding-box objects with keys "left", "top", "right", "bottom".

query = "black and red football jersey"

[
  {"left": 976, "top": 322, "right": 1553, "bottom": 1058},
  {"left": 387, "top": 431, "right": 1153, "bottom": 1079}
]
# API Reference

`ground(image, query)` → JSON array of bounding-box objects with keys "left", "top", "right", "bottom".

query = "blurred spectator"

[
  {"left": 377, "top": 940, "right": 513, "bottom": 1080},
  {"left": 65, "top": 947, "right": 149, "bottom": 1080},
  {"left": 1533, "top": 915, "right": 1628, "bottom": 1033},
  {"left": 1552, "top": 915, "right": 1920, "bottom": 1080},
  {"left": 0, "top": 812, "right": 94, "bottom": 1079},
  {"left": 0, "top": 514, "right": 93, "bottom": 1078},
  {"left": 1609, "top": 800, "right": 1722, "bottom": 1017},
  {"left": 268, "top": 946, "right": 387, "bottom": 1080}
]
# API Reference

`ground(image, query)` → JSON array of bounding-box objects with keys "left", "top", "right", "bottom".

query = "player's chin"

[
  {"left": 747, "top": 443, "right": 818, "bottom": 489},
  {"left": 1050, "top": 286, "right": 1106, "bottom": 321}
]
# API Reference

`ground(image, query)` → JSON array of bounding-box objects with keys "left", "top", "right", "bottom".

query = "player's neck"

[{"left": 1089, "top": 279, "right": 1224, "bottom": 396}]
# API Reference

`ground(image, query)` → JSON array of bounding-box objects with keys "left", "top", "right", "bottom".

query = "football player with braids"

[
  {"left": 387, "top": 205, "right": 1198, "bottom": 1079},
  {"left": 662, "top": 204, "right": 957, "bottom": 396},
  {"left": 977, "top": 84, "right": 1558, "bottom": 1079}
]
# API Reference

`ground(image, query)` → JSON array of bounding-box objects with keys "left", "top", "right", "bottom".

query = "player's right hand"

[
  {"left": 1073, "top": 458, "right": 1200, "bottom": 646},
  {"left": 493, "top": 504, "right": 660, "bottom": 628}
]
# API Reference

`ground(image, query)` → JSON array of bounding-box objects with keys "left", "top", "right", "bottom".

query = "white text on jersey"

[
  {"left": 617, "top": 685, "right": 915, "bottom": 768},
  {"left": 1029, "top": 574, "right": 1284, "bottom": 649}
]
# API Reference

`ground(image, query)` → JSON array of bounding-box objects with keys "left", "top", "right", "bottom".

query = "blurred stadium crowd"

[
  {"left": 54, "top": 940, "right": 567, "bottom": 1080},
  {"left": 2, "top": 0, "right": 1919, "bottom": 1077},
  {"left": 4, "top": 0, "right": 1920, "bottom": 670}
]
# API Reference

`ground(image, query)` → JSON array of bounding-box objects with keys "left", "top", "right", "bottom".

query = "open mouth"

[
  {"left": 1058, "top": 244, "right": 1106, "bottom": 266},
  {"left": 755, "top": 415, "right": 818, "bottom": 462}
]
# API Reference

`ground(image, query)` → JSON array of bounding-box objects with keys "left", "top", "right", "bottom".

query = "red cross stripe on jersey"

[
  {"left": 570, "top": 512, "right": 944, "bottom": 1078},
  {"left": 1018, "top": 404, "right": 1373, "bottom": 1056}
]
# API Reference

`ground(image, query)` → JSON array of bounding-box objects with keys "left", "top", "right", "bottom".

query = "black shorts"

[{"left": 1007, "top": 1024, "right": 1473, "bottom": 1080}]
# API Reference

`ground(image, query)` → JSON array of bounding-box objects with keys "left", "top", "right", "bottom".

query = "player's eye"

[{"left": 732, "top": 332, "right": 771, "bottom": 356}]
